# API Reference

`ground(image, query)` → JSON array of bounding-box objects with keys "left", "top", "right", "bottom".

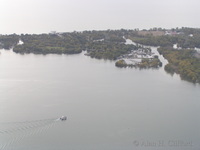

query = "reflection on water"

[{"left": 0, "top": 49, "right": 200, "bottom": 150}]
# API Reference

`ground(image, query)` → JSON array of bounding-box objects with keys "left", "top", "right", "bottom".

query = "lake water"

[{"left": 0, "top": 48, "right": 200, "bottom": 150}]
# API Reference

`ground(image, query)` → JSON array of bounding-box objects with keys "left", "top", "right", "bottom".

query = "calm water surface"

[{"left": 0, "top": 49, "right": 200, "bottom": 150}]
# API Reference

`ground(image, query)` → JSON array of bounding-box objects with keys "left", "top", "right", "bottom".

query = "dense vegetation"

[
  {"left": 12, "top": 30, "right": 136, "bottom": 59},
  {"left": 138, "top": 57, "right": 162, "bottom": 68},
  {"left": 14, "top": 33, "right": 83, "bottom": 54},
  {"left": 87, "top": 42, "right": 137, "bottom": 60},
  {"left": 0, "top": 34, "right": 20, "bottom": 49},
  {"left": 115, "top": 57, "right": 162, "bottom": 69},
  {"left": 158, "top": 47, "right": 200, "bottom": 83}
]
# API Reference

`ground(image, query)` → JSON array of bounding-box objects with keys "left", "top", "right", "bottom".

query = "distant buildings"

[
  {"left": 49, "top": 31, "right": 63, "bottom": 38},
  {"left": 165, "top": 30, "right": 184, "bottom": 35},
  {"left": 189, "top": 34, "right": 193, "bottom": 37}
]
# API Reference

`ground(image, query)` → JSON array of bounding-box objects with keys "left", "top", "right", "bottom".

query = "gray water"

[{"left": 0, "top": 49, "right": 200, "bottom": 150}]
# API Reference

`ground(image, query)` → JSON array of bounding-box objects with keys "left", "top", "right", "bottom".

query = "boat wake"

[{"left": 0, "top": 117, "right": 66, "bottom": 150}]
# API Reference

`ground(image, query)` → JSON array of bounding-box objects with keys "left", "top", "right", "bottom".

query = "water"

[{"left": 0, "top": 49, "right": 200, "bottom": 150}]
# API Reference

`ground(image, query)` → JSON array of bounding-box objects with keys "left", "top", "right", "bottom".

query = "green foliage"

[
  {"left": 87, "top": 42, "right": 137, "bottom": 60},
  {"left": 158, "top": 47, "right": 200, "bottom": 83},
  {"left": 115, "top": 59, "right": 127, "bottom": 67},
  {"left": 115, "top": 58, "right": 162, "bottom": 69},
  {"left": 12, "top": 30, "right": 136, "bottom": 58},
  {"left": 13, "top": 33, "right": 83, "bottom": 54},
  {"left": 0, "top": 34, "right": 20, "bottom": 49},
  {"left": 138, "top": 58, "right": 162, "bottom": 68}
]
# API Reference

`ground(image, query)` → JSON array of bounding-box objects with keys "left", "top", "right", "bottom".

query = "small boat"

[{"left": 60, "top": 116, "right": 67, "bottom": 121}]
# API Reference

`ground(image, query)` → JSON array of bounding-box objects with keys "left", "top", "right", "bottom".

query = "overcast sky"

[{"left": 0, "top": 0, "right": 199, "bottom": 34}]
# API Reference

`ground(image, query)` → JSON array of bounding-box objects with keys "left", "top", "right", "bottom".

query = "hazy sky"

[{"left": 0, "top": 0, "right": 199, "bottom": 34}]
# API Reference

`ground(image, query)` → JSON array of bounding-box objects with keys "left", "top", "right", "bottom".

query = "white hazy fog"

[{"left": 0, "top": 0, "right": 200, "bottom": 34}]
